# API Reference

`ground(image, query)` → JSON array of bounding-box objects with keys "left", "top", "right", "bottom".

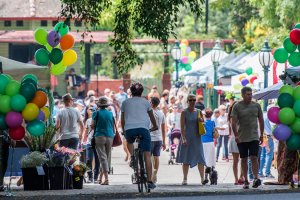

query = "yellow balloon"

[
  {"left": 239, "top": 74, "right": 246, "bottom": 81},
  {"left": 22, "top": 103, "right": 39, "bottom": 121},
  {"left": 62, "top": 49, "right": 77, "bottom": 66},
  {"left": 188, "top": 51, "right": 197, "bottom": 59},
  {"left": 41, "top": 106, "right": 50, "bottom": 120}
]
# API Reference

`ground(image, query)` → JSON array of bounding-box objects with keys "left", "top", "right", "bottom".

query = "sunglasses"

[{"left": 188, "top": 99, "right": 196, "bottom": 102}]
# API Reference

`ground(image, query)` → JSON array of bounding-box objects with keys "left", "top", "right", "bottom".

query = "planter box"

[
  {"left": 22, "top": 166, "right": 49, "bottom": 190},
  {"left": 72, "top": 176, "right": 83, "bottom": 189},
  {"left": 48, "top": 166, "right": 72, "bottom": 190}
]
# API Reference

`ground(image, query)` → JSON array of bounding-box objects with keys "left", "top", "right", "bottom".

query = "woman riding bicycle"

[{"left": 121, "top": 82, "right": 158, "bottom": 189}]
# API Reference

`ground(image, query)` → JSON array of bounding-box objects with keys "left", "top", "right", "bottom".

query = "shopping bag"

[{"left": 198, "top": 110, "right": 206, "bottom": 136}]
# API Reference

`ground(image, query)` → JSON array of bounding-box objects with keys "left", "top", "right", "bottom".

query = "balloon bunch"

[
  {"left": 0, "top": 74, "right": 50, "bottom": 141},
  {"left": 34, "top": 22, "right": 77, "bottom": 76},
  {"left": 267, "top": 85, "right": 300, "bottom": 150},
  {"left": 173, "top": 39, "right": 197, "bottom": 72},
  {"left": 233, "top": 67, "right": 258, "bottom": 90},
  {"left": 274, "top": 23, "right": 300, "bottom": 66}
]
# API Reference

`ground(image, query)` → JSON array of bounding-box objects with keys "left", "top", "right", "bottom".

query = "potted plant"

[
  {"left": 72, "top": 162, "right": 88, "bottom": 189},
  {"left": 20, "top": 151, "right": 49, "bottom": 190},
  {"left": 47, "top": 145, "right": 80, "bottom": 190}
]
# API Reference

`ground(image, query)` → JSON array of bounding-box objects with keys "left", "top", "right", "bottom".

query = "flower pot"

[
  {"left": 22, "top": 166, "right": 49, "bottom": 190},
  {"left": 72, "top": 176, "right": 83, "bottom": 189},
  {"left": 48, "top": 166, "right": 72, "bottom": 190}
]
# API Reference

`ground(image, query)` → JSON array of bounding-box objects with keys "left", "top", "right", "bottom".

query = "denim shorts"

[
  {"left": 125, "top": 128, "right": 151, "bottom": 152},
  {"left": 151, "top": 141, "right": 162, "bottom": 156}
]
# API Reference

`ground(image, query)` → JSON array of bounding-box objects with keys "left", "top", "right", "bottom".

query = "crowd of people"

[{"left": 52, "top": 83, "right": 295, "bottom": 190}]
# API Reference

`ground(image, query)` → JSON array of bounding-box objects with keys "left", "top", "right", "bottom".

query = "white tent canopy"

[{"left": 0, "top": 56, "right": 50, "bottom": 88}]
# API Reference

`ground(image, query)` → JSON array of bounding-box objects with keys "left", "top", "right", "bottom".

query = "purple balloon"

[
  {"left": 267, "top": 107, "right": 280, "bottom": 124},
  {"left": 241, "top": 78, "right": 249, "bottom": 86},
  {"left": 37, "top": 110, "right": 45, "bottom": 121},
  {"left": 186, "top": 46, "right": 191, "bottom": 54},
  {"left": 273, "top": 124, "right": 292, "bottom": 141},
  {"left": 5, "top": 111, "right": 23, "bottom": 128},
  {"left": 47, "top": 30, "right": 61, "bottom": 47}
]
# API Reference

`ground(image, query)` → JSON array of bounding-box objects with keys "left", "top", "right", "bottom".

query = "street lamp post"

[
  {"left": 259, "top": 40, "right": 273, "bottom": 111},
  {"left": 211, "top": 40, "right": 223, "bottom": 110},
  {"left": 171, "top": 41, "right": 181, "bottom": 87}
]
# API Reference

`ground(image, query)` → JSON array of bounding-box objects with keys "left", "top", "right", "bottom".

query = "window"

[
  {"left": 52, "top": 20, "right": 58, "bottom": 27},
  {"left": 4, "top": 21, "right": 11, "bottom": 27},
  {"left": 16, "top": 20, "right": 23, "bottom": 26},
  {"left": 74, "top": 20, "right": 82, "bottom": 27},
  {"left": 40, "top": 20, "right": 47, "bottom": 26}
]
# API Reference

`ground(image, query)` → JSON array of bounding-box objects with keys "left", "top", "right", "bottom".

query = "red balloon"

[
  {"left": 297, "top": 82, "right": 300, "bottom": 86},
  {"left": 9, "top": 126, "right": 25, "bottom": 140},
  {"left": 250, "top": 76, "right": 258, "bottom": 84},
  {"left": 290, "top": 29, "right": 300, "bottom": 45}
]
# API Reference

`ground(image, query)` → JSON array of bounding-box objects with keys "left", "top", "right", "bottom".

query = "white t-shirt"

[
  {"left": 56, "top": 107, "right": 83, "bottom": 140},
  {"left": 216, "top": 114, "right": 229, "bottom": 136},
  {"left": 121, "top": 97, "right": 152, "bottom": 131},
  {"left": 150, "top": 109, "right": 165, "bottom": 141},
  {"left": 166, "top": 112, "right": 181, "bottom": 130}
]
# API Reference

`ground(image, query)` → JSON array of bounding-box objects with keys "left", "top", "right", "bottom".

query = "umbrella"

[{"left": 252, "top": 82, "right": 283, "bottom": 100}]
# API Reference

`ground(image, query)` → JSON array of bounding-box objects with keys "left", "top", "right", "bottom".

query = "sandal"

[
  {"left": 101, "top": 180, "right": 109, "bottom": 185},
  {"left": 182, "top": 180, "right": 187, "bottom": 185}
]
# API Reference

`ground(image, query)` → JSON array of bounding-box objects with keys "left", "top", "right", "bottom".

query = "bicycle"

[{"left": 131, "top": 135, "right": 150, "bottom": 193}]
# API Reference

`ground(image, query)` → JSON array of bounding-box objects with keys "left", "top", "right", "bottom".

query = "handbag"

[
  {"left": 112, "top": 119, "right": 122, "bottom": 147},
  {"left": 212, "top": 121, "right": 219, "bottom": 139},
  {"left": 197, "top": 110, "right": 206, "bottom": 136}
]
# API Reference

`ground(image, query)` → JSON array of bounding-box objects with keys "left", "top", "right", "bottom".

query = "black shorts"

[{"left": 237, "top": 140, "right": 259, "bottom": 158}]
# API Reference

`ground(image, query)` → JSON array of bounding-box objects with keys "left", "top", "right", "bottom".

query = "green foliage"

[{"left": 60, "top": 0, "right": 204, "bottom": 74}]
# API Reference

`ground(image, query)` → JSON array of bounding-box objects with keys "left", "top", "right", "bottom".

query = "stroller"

[{"left": 168, "top": 128, "right": 181, "bottom": 165}]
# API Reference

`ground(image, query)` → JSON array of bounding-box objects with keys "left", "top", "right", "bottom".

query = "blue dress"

[{"left": 176, "top": 109, "right": 206, "bottom": 168}]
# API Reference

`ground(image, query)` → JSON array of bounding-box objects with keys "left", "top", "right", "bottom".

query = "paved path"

[{"left": 1, "top": 145, "right": 298, "bottom": 199}]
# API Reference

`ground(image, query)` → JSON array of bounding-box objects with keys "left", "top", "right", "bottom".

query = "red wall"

[{"left": 88, "top": 80, "right": 123, "bottom": 96}]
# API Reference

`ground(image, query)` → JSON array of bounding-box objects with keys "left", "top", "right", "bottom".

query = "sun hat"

[{"left": 97, "top": 96, "right": 110, "bottom": 107}]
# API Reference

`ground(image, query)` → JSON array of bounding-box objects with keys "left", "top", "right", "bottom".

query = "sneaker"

[
  {"left": 0, "top": 185, "right": 4, "bottom": 192},
  {"left": 266, "top": 174, "right": 275, "bottom": 179},
  {"left": 252, "top": 178, "right": 262, "bottom": 188},
  {"left": 148, "top": 181, "right": 156, "bottom": 189},
  {"left": 152, "top": 173, "right": 157, "bottom": 184},
  {"left": 243, "top": 180, "right": 250, "bottom": 189},
  {"left": 87, "top": 178, "right": 93, "bottom": 183},
  {"left": 258, "top": 174, "right": 265, "bottom": 178}
]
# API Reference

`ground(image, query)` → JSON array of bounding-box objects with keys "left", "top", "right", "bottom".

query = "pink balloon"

[
  {"left": 5, "top": 111, "right": 23, "bottom": 128},
  {"left": 267, "top": 107, "right": 280, "bottom": 124},
  {"left": 181, "top": 56, "right": 188, "bottom": 64}
]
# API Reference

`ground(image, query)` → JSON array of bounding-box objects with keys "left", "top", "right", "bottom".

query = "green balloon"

[
  {"left": 293, "top": 100, "right": 300, "bottom": 117},
  {"left": 0, "top": 95, "right": 11, "bottom": 114},
  {"left": 294, "top": 23, "right": 300, "bottom": 29},
  {"left": 0, "top": 114, "right": 7, "bottom": 130},
  {"left": 3, "top": 74, "right": 13, "bottom": 81},
  {"left": 22, "top": 74, "right": 38, "bottom": 84},
  {"left": 291, "top": 118, "right": 300, "bottom": 134},
  {"left": 35, "top": 48, "right": 49, "bottom": 66},
  {"left": 51, "top": 62, "right": 67, "bottom": 76},
  {"left": 279, "top": 85, "right": 294, "bottom": 96},
  {"left": 21, "top": 78, "right": 37, "bottom": 90},
  {"left": 286, "top": 133, "right": 300, "bottom": 150},
  {"left": 20, "top": 83, "right": 36, "bottom": 102},
  {"left": 288, "top": 52, "right": 300, "bottom": 67},
  {"left": 278, "top": 93, "right": 294, "bottom": 108},
  {"left": 185, "top": 64, "right": 192, "bottom": 71},
  {"left": 49, "top": 48, "right": 63, "bottom": 64},
  {"left": 274, "top": 48, "right": 288, "bottom": 63},
  {"left": 283, "top": 37, "right": 297, "bottom": 53},
  {"left": 5, "top": 80, "right": 20, "bottom": 96},
  {"left": 245, "top": 67, "right": 253, "bottom": 75},
  {"left": 54, "top": 22, "right": 69, "bottom": 37},
  {"left": 10, "top": 94, "right": 27, "bottom": 112},
  {"left": 0, "top": 74, "right": 10, "bottom": 94},
  {"left": 279, "top": 107, "right": 295, "bottom": 125},
  {"left": 293, "top": 86, "right": 300, "bottom": 100},
  {"left": 27, "top": 120, "right": 46, "bottom": 137},
  {"left": 34, "top": 28, "right": 48, "bottom": 45}
]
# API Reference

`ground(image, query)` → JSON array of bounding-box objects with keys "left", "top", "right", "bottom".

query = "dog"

[{"left": 209, "top": 166, "right": 218, "bottom": 185}]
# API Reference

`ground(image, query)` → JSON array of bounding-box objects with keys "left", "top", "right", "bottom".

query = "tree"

[{"left": 60, "top": 0, "right": 204, "bottom": 74}]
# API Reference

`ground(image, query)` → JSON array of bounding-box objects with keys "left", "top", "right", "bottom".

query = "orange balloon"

[
  {"left": 60, "top": 34, "right": 75, "bottom": 51},
  {"left": 31, "top": 91, "right": 48, "bottom": 108}
]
